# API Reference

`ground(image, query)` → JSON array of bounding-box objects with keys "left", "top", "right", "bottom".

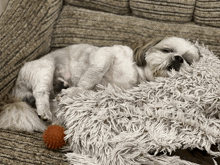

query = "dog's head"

[{"left": 131, "top": 37, "right": 200, "bottom": 81}]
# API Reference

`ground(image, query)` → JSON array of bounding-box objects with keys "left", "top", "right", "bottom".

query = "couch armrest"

[{"left": 0, "top": 0, "right": 63, "bottom": 100}]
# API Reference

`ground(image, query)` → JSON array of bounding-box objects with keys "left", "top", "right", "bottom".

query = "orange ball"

[{"left": 42, "top": 125, "right": 66, "bottom": 150}]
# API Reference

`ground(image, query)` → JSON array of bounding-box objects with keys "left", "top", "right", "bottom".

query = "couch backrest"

[
  {"left": 64, "top": 0, "right": 131, "bottom": 15},
  {"left": 194, "top": 0, "right": 220, "bottom": 27},
  {"left": 64, "top": 0, "right": 220, "bottom": 27},
  {"left": 130, "top": 0, "right": 197, "bottom": 23}
]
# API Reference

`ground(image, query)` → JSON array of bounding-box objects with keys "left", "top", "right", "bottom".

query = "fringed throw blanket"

[{"left": 55, "top": 45, "right": 220, "bottom": 165}]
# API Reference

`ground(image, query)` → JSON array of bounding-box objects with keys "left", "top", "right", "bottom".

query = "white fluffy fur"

[
  {"left": 0, "top": 100, "right": 46, "bottom": 132},
  {"left": 143, "top": 37, "right": 200, "bottom": 81},
  {"left": 6, "top": 37, "right": 199, "bottom": 132},
  {"left": 12, "top": 44, "right": 139, "bottom": 121}
]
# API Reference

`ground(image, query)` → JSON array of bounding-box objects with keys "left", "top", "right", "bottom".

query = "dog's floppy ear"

[
  {"left": 182, "top": 42, "right": 201, "bottom": 65},
  {"left": 131, "top": 38, "right": 163, "bottom": 67}
]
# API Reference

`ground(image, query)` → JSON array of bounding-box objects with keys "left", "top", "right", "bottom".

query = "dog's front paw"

[
  {"left": 61, "top": 86, "right": 85, "bottom": 96},
  {"left": 36, "top": 106, "right": 52, "bottom": 121}
]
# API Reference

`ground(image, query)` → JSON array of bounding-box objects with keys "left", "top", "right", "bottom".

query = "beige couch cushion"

[
  {"left": 0, "top": 0, "right": 8, "bottom": 16},
  {"left": 52, "top": 5, "right": 220, "bottom": 58},
  {"left": 64, "top": 0, "right": 130, "bottom": 15},
  {"left": 194, "top": 0, "right": 220, "bottom": 27},
  {"left": 0, "top": 0, "right": 62, "bottom": 100},
  {"left": 0, "top": 129, "right": 68, "bottom": 164},
  {"left": 130, "top": 0, "right": 196, "bottom": 23}
]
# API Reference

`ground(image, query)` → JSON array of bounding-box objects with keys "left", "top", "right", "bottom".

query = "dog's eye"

[{"left": 162, "top": 48, "right": 173, "bottom": 53}]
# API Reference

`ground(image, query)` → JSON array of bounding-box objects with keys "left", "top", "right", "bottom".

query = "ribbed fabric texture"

[
  {"left": 0, "top": 129, "right": 68, "bottom": 165},
  {"left": 52, "top": 6, "right": 220, "bottom": 57},
  {"left": 64, "top": 0, "right": 131, "bottom": 15},
  {"left": 194, "top": 0, "right": 220, "bottom": 27},
  {"left": 130, "top": 0, "right": 196, "bottom": 23},
  {"left": 0, "top": 0, "right": 62, "bottom": 100}
]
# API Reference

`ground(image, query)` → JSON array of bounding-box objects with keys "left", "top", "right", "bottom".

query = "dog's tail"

[{"left": 0, "top": 95, "right": 47, "bottom": 132}]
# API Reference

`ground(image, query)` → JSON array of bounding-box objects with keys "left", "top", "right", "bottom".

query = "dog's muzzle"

[{"left": 168, "top": 55, "right": 184, "bottom": 71}]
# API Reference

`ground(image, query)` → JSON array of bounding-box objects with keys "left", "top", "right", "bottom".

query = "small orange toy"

[{"left": 42, "top": 125, "right": 66, "bottom": 150}]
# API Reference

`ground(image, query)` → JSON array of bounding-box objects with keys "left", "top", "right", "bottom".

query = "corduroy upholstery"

[
  {"left": 194, "top": 0, "right": 220, "bottom": 27},
  {"left": 64, "top": 0, "right": 131, "bottom": 15},
  {"left": 0, "top": 129, "right": 68, "bottom": 164},
  {"left": 1, "top": 0, "right": 220, "bottom": 164},
  {"left": 130, "top": 0, "right": 197, "bottom": 23},
  {"left": 0, "top": 0, "right": 63, "bottom": 100},
  {"left": 51, "top": 5, "right": 220, "bottom": 57}
]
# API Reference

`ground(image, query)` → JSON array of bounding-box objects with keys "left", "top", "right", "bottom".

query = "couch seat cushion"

[{"left": 0, "top": 129, "right": 68, "bottom": 164}]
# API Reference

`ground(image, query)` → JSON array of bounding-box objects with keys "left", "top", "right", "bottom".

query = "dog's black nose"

[
  {"left": 173, "top": 55, "right": 184, "bottom": 63},
  {"left": 168, "top": 55, "right": 184, "bottom": 71}
]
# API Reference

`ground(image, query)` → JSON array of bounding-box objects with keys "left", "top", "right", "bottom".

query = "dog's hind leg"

[
  {"left": 77, "top": 47, "right": 114, "bottom": 89},
  {"left": 15, "top": 59, "right": 55, "bottom": 121},
  {"left": 31, "top": 59, "right": 55, "bottom": 121}
]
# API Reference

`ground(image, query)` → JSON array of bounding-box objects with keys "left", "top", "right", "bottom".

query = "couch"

[{"left": 0, "top": 0, "right": 220, "bottom": 164}]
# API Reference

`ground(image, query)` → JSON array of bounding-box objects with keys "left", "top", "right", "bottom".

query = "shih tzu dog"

[{"left": 1, "top": 36, "right": 200, "bottom": 132}]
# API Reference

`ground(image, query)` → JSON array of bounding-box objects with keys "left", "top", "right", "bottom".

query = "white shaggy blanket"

[{"left": 55, "top": 45, "right": 220, "bottom": 165}]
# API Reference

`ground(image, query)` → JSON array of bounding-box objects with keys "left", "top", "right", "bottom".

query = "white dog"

[{"left": 1, "top": 37, "right": 200, "bottom": 131}]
